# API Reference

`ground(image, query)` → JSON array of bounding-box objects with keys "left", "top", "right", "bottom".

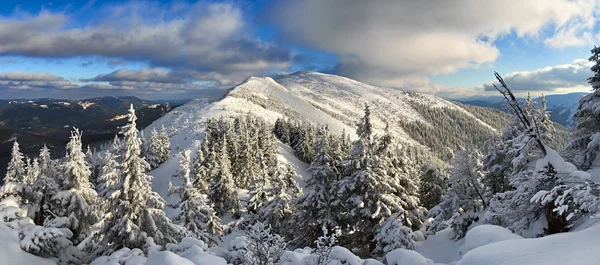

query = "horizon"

[{"left": 0, "top": 0, "right": 598, "bottom": 100}]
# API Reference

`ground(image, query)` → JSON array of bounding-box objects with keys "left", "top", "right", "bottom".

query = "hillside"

[{"left": 144, "top": 71, "right": 508, "bottom": 194}]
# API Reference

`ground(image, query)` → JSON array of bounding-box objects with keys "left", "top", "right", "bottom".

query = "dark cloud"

[{"left": 82, "top": 68, "right": 187, "bottom": 84}]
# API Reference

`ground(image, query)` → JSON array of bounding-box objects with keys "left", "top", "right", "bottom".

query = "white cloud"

[
  {"left": 0, "top": 2, "right": 292, "bottom": 87},
  {"left": 480, "top": 59, "right": 593, "bottom": 92},
  {"left": 268, "top": 0, "right": 599, "bottom": 86}
]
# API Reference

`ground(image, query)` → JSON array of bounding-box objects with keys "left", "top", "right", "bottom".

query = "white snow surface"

[
  {"left": 461, "top": 225, "right": 523, "bottom": 253},
  {"left": 0, "top": 223, "right": 56, "bottom": 265},
  {"left": 457, "top": 224, "right": 600, "bottom": 265}
]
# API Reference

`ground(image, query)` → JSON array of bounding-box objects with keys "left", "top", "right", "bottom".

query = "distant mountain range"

[
  {"left": 0, "top": 96, "right": 192, "bottom": 178},
  {"left": 457, "top": 92, "right": 587, "bottom": 127}
]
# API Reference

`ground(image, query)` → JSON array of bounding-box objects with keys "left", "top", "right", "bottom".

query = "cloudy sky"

[{"left": 0, "top": 0, "right": 598, "bottom": 100}]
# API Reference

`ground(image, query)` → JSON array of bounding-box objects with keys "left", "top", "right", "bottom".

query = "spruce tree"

[
  {"left": 3, "top": 141, "right": 26, "bottom": 185},
  {"left": 337, "top": 106, "right": 425, "bottom": 251},
  {"left": 50, "top": 128, "right": 98, "bottom": 244},
  {"left": 567, "top": 46, "right": 600, "bottom": 169},
  {"left": 31, "top": 145, "right": 59, "bottom": 225},
  {"left": 247, "top": 153, "right": 274, "bottom": 214},
  {"left": 169, "top": 150, "right": 223, "bottom": 246},
  {"left": 208, "top": 137, "right": 239, "bottom": 216},
  {"left": 258, "top": 160, "right": 301, "bottom": 237},
  {"left": 191, "top": 143, "right": 210, "bottom": 194},
  {"left": 293, "top": 125, "right": 339, "bottom": 247},
  {"left": 88, "top": 105, "right": 183, "bottom": 254},
  {"left": 419, "top": 162, "right": 447, "bottom": 210}
]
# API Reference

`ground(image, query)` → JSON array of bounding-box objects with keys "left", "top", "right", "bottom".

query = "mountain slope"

[{"left": 144, "top": 71, "right": 507, "bottom": 195}]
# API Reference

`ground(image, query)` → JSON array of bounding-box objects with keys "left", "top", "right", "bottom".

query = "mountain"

[
  {"left": 458, "top": 92, "right": 587, "bottom": 127},
  {"left": 0, "top": 96, "right": 183, "bottom": 179},
  {"left": 143, "top": 71, "right": 510, "bottom": 195}
]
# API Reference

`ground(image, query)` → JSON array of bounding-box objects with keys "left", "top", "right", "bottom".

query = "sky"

[{"left": 0, "top": 0, "right": 599, "bottom": 100}]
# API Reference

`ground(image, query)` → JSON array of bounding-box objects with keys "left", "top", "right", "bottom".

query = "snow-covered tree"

[
  {"left": 336, "top": 113, "right": 425, "bottom": 250},
  {"left": 50, "top": 128, "right": 98, "bottom": 243},
  {"left": 38, "top": 145, "right": 56, "bottom": 178},
  {"left": 30, "top": 146, "right": 60, "bottom": 225},
  {"left": 419, "top": 162, "right": 447, "bottom": 210},
  {"left": 247, "top": 153, "right": 274, "bottom": 214},
  {"left": 256, "top": 160, "right": 301, "bottom": 236},
  {"left": 537, "top": 94, "right": 554, "bottom": 146},
  {"left": 88, "top": 105, "right": 183, "bottom": 254},
  {"left": 429, "top": 148, "right": 486, "bottom": 239},
  {"left": 374, "top": 214, "right": 416, "bottom": 255},
  {"left": 293, "top": 126, "right": 339, "bottom": 247},
  {"left": 191, "top": 143, "right": 210, "bottom": 194},
  {"left": 1, "top": 141, "right": 27, "bottom": 202},
  {"left": 567, "top": 46, "right": 600, "bottom": 169},
  {"left": 481, "top": 137, "right": 512, "bottom": 197},
  {"left": 169, "top": 150, "right": 223, "bottom": 246},
  {"left": 159, "top": 125, "right": 171, "bottom": 159},
  {"left": 208, "top": 137, "right": 239, "bottom": 216}
]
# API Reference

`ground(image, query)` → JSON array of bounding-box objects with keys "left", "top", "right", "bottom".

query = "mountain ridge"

[{"left": 144, "top": 71, "right": 509, "bottom": 195}]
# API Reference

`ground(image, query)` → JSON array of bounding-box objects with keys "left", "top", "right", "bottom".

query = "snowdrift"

[{"left": 458, "top": 224, "right": 600, "bottom": 265}]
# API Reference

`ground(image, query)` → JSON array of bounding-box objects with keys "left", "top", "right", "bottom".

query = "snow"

[
  {"left": 415, "top": 228, "right": 464, "bottom": 264},
  {"left": 0, "top": 224, "right": 56, "bottom": 265},
  {"left": 148, "top": 104, "right": 160, "bottom": 108},
  {"left": 536, "top": 146, "right": 577, "bottom": 173},
  {"left": 146, "top": 251, "right": 195, "bottom": 265},
  {"left": 40, "top": 105, "right": 48, "bottom": 108},
  {"left": 457, "top": 224, "right": 600, "bottom": 265},
  {"left": 460, "top": 225, "right": 523, "bottom": 252},
  {"left": 2, "top": 135, "right": 17, "bottom": 143},
  {"left": 108, "top": 114, "right": 128, "bottom": 121},
  {"left": 386, "top": 249, "right": 435, "bottom": 265},
  {"left": 78, "top": 102, "right": 95, "bottom": 109},
  {"left": 277, "top": 142, "right": 309, "bottom": 188}
]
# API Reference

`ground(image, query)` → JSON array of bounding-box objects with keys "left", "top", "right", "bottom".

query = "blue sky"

[{"left": 0, "top": 0, "right": 599, "bottom": 99}]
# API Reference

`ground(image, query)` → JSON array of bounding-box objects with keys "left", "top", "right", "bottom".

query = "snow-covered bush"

[
  {"left": 305, "top": 227, "right": 338, "bottom": 265},
  {"left": 232, "top": 222, "right": 288, "bottom": 265},
  {"left": 374, "top": 214, "right": 415, "bottom": 255},
  {"left": 0, "top": 197, "right": 32, "bottom": 229},
  {"left": 90, "top": 248, "right": 146, "bottom": 265},
  {"left": 18, "top": 224, "right": 73, "bottom": 258}
]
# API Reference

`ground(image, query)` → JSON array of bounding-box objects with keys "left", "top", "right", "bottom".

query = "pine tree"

[
  {"left": 537, "top": 94, "right": 555, "bottom": 147},
  {"left": 147, "top": 128, "right": 162, "bottom": 169},
  {"left": 336, "top": 109, "right": 425, "bottom": 251},
  {"left": 231, "top": 128, "right": 257, "bottom": 189},
  {"left": 208, "top": 137, "right": 239, "bottom": 216},
  {"left": 247, "top": 153, "right": 274, "bottom": 214},
  {"left": 419, "top": 162, "right": 447, "bottom": 210},
  {"left": 567, "top": 46, "right": 600, "bottom": 169},
  {"left": 169, "top": 150, "right": 223, "bottom": 246},
  {"left": 256, "top": 159, "right": 301, "bottom": 236},
  {"left": 31, "top": 145, "right": 59, "bottom": 225},
  {"left": 191, "top": 144, "right": 210, "bottom": 194},
  {"left": 159, "top": 125, "right": 171, "bottom": 162},
  {"left": 293, "top": 126, "right": 339, "bottom": 247},
  {"left": 88, "top": 105, "right": 183, "bottom": 254},
  {"left": 50, "top": 128, "right": 98, "bottom": 244},
  {"left": 3, "top": 141, "right": 26, "bottom": 184}
]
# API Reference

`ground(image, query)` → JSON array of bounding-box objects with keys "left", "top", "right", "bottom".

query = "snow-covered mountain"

[
  {"left": 144, "top": 71, "right": 506, "bottom": 195},
  {"left": 459, "top": 92, "right": 587, "bottom": 127}
]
